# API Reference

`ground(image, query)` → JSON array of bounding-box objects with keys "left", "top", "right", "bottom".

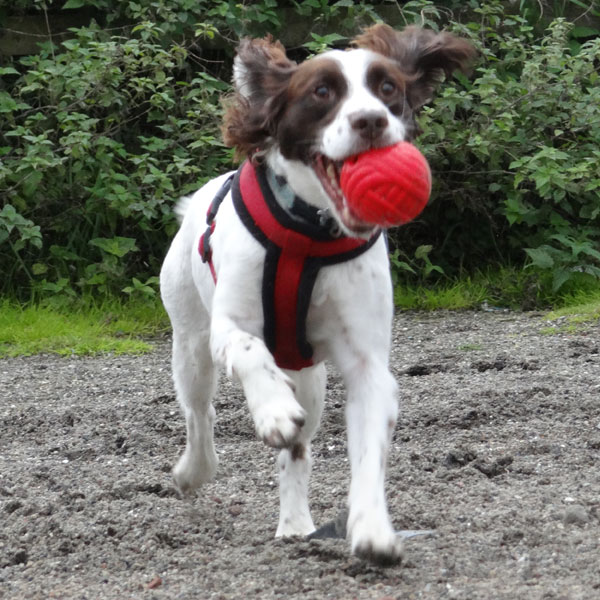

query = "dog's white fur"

[{"left": 160, "top": 27, "right": 473, "bottom": 564}]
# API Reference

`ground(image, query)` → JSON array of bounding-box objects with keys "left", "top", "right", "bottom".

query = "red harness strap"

[{"left": 201, "top": 161, "right": 380, "bottom": 370}]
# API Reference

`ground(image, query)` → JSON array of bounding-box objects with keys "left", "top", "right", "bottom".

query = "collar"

[{"left": 265, "top": 167, "right": 343, "bottom": 238}]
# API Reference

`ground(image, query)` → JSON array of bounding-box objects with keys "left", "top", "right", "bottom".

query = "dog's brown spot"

[
  {"left": 223, "top": 38, "right": 348, "bottom": 163},
  {"left": 387, "top": 417, "right": 395, "bottom": 437},
  {"left": 291, "top": 443, "right": 305, "bottom": 461},
  {"left": 276, "top": 58, "right": 348, "bottom": 162}
]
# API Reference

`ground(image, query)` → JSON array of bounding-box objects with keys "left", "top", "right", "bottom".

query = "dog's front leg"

[
  {"left": 210, "top": 316, "right": 306, "bottom": 448},
  {"left": 343, "top": 359, "right": 402, "bottom": 564},
  {"left": 276, "top": 364, "right": 326, "bottom": 537}
]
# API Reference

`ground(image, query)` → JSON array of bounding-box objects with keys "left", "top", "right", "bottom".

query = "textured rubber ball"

[{"left": 340, "top": 142, "right": 431, "bottom": 227}]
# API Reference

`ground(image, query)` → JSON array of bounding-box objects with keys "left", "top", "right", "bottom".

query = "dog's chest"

[{"left": 205, "top": 161, "right": 381, "bottom": 370}]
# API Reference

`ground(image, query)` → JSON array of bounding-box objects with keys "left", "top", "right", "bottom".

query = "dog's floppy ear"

[
  {"left": 353, "top": 24, "right": 476, "bottom": 109},
  {"left": 224, "top": 36, "right": 297, "bottom": 159},
  {"left": 233, "top": 36, "right": 297, "bottom": 103}
]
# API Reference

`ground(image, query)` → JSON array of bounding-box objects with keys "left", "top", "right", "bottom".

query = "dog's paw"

[
  {"left": 276, "top": 517, "right": 315, "bottom": 538},
  {"left": 253, "top": 396, "right": 306, "bottom": 448},
  {"left": 349, "top": 513, "right": 404, "bottom": 566},
  {"left": 172, "top": 449, "right": 217, "bottom": 496}
]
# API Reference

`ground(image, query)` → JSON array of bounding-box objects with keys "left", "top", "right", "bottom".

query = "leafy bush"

[
  {"left": 0, "top": 0, "right": 380, "bottom": 301},
  {"left": 1, "top": 0, "right": 599, "bottom": 302},
  {"left": 394, "top": 3, "right": 600, "bottom": 291},
  {"left": 0, "top": 19, "right": 231, "bottom": 299}
]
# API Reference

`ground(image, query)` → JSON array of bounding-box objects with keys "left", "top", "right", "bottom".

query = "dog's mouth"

[{"left": 312, "top": 154, "right": 377, "bottom": 238}]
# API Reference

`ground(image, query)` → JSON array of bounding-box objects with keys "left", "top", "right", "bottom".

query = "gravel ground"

[{"left": 1, "top": 310, "right": 599, "bottom": 600}]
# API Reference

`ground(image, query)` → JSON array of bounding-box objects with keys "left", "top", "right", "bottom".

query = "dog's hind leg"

[
  {"left": 160, "top": 201, "right": 219, "bottom": 495},
  {"left": 275, "top": 363, "right": 326, "bottom": 537},
  {"left": 170, "top": 323, "right": 219, "bottom": 495}
]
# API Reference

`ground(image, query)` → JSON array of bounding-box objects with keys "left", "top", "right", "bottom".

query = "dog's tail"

[{"left": 173, "top": 196, "right": 193, "bottom": 224}]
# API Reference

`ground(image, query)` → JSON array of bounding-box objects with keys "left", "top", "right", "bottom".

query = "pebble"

[
  {"left": 148, "top": 576, "right": 162, "bottom": 589},
  {"left": 563, "top": 504, "right": 589, "bottom": 525}
]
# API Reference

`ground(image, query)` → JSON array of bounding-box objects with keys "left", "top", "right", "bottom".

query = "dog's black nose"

[{"left": 349, "top": 110, "right": 389, "bottom": 141}]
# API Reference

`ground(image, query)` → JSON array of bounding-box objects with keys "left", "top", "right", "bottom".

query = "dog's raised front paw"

[{"left": 253, "top": 397, "right": 306, "bottom": 448}]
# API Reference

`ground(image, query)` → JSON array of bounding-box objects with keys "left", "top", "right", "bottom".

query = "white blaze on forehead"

[{"left": 317, "top": 48, "right": 406, "bottom": 161}]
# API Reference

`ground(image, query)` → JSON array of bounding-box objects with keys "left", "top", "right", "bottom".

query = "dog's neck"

[
  {"left": 264, "top": 167, "right": 342, "bottom": 237},
  {"left": 265, "top": 149, "right": 331, "bottom": 210}
]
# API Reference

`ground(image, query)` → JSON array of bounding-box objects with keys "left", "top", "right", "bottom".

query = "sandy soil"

[{"left": 1, "top": 310, "right": 599, "bottom": 599}]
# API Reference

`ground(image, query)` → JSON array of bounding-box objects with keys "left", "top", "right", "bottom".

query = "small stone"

[{"left": 563, "top": 504, "right": 589, "bottom": 525}]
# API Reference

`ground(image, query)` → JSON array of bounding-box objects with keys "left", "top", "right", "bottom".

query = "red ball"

[{"left": 340, "top": 142, "right": 431, "bottom": 227}]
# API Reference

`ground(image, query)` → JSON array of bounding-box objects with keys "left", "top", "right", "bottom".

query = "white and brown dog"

[{"left": 160, "top": 24, "right": 474, "bottom": 564}]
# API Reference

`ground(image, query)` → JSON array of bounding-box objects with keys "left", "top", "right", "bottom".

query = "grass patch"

[
  {"left": 0, "top": 297, "right": 169, "bottom": 357},
  {"left": 393, "top": 268, "right": 536, "bottom": 311},
  {"left": 546, "top": 289, "right": 600, "bottom": 321},
  {"left": 394, "top": 268, "right": 600, "bottom": 313},
  {"left": 1, "top": 268, "right": 599, "bottom": 357},
  {"left": 458, "top": 343, "right": 484, "bottom": 351},
  {"left": 394, "top": 279, "right": 487, "bottom": 310},
  {"left": 541, "top": 288, "right": 600, "bottom": 334}
]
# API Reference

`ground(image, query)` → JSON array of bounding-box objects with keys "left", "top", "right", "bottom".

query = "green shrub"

[
  {"left": 1, "top": 0, "right": 599, "bottom": 303},
  {"left": 0, "top": 0, "right": 380, "bottom": 301},
  {"left": 393, "top": 3, "right": 600, "bottom": 291},
  {"left": 1, "top": 21, "right": 231, "bottom": 299}
]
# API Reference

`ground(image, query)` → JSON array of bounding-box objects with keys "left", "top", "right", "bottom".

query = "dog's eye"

[
  {"left": 314, "top": 84, "right": 331, "bottom": 100},
  {"left": 381, "top": 80, "right": 396, "bottom": 96}
]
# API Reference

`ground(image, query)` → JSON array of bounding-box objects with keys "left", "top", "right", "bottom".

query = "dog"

[{"left": 160, "top": 23, "right": 474, "bottom": 564}]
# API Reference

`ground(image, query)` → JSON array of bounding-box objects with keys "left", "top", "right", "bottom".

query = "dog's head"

[{"left": 223, "top": 24, "right": 475, "bottom": 237}]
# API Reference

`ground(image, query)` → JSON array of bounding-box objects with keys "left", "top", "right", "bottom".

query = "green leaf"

[
  {"left": 525, "top": 247, "right": 554, "bottom": 269},
  {"left": 571, "top": 26, "right": 600, "bottom": 38},
  {"left": 415, "top": 245, "right": 433, "bottom": 260},
  {"left": 552, "top": 269, "right": 572, "bottom": 292},
  {"left": 63, "top": 0, "right": 86, "bottom": 8},
  {"left": 32, "top": 263, "right": 48, "bottom": 275},
  {"left": 0, "top": 92, "right": 18, "bottom": 113},
  {"left": 424, "top": 264, "right": 445, "bottom": 277},
  {"left": 89, "top": 237, "right": 139, "bottom": 258},
  {"left": 22, "top": 171, "right": 43, "bottom": 198}
]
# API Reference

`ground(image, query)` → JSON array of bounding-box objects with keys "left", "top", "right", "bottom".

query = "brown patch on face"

[
  {"left": 276, "top": 58, "right": 348, "bottom": 162},
  {"left": 365, "top": 58, "right": 418, "bottom": 139},
  {"left": 291, "top": 443, "right": 306, "bottom": 461},
  {"left": 353, "top": 24, "right": 476, "bottom": 112}
]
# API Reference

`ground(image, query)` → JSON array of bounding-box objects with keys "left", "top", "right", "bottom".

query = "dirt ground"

[{"left": 1, "top": 310, "right": 599, "bottom": 600}]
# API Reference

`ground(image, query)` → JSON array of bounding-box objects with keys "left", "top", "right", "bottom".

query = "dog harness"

[{"left": 199, "top": 160, "right": 380, "bottom": 370}]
